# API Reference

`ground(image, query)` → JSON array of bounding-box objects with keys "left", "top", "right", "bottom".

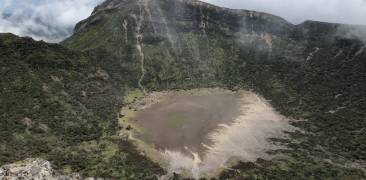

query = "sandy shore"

[{"left": 119, "top": 88, "right": 297, "bottom": 179}]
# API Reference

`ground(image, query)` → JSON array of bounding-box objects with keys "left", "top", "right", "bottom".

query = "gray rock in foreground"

[{"left": 0, "top": 158, "right": 82, "bottom": 180}]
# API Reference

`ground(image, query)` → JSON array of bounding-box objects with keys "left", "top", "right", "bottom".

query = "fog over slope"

[
  {"left": 1, "top": 0, "right": 366, "bottom": 42},
  {"left": 202, "top": 0, "right": 366, "bottom": 25}
]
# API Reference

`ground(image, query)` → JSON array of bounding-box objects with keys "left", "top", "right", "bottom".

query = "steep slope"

[
  {"left": 63, "top": 0, "right": 293, "bottom": 90},
  {"left": 62, "top": 0, "right": 366, "bottom": 178},
  {"left": 2, "top": 0, "right": 366, "bottom": 179},
  {"left": 221, "top": 23, "right": 366, "bottom": 178},
  {"left": 0, "top": 33, "right": 164, "bottom": 179}
]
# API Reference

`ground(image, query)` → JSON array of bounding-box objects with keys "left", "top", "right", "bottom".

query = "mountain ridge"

[
  {"left": 1, "top": 0, "right": 366, "bottom": 179},
  {"left": 61, "top": 0, "right": 366, "bottom": 177}
]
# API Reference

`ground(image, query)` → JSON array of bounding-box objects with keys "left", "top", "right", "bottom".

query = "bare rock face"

[{"left": 0, "top": 158, "right": 81, "bottom": 180}]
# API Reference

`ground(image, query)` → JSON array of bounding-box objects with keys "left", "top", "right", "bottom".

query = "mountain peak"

[{"left": 71, "top": 0, "right": 291, "bottom": 35}]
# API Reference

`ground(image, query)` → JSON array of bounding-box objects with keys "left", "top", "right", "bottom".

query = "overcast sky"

[
  {"left": 0, "top": 0, "right": 103, "bottom": 42},
  {"left": 0, "top": 0, "right": 366, "bottom": 42},
  {"left": 202, "top": 0, "right": 366, "bottom": 25}
]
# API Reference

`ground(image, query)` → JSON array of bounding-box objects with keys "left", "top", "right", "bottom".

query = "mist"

[
  {"left": 202, "top": 0, "right": 366, "bottom": 26},
  {"left": 336, "top": 24, "right": 366, "bottom": 44},
  {"left": 1, "top": 0, "right": 366, "bottom": 42}
]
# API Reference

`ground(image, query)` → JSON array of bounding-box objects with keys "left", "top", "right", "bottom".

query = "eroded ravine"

[
  {"left": 119, "top": 88, "right": 297, "bottom": 179},
  {"left": 133, "top": 0, "right": 147, "bottom": 95}
]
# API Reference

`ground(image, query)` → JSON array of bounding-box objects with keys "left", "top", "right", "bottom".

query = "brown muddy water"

[
  {"left": 123, "top": 89, "right": 296, "bottom": 179},
  {"left": 132, "top": 93, "right": 241, "bottom": 157}
]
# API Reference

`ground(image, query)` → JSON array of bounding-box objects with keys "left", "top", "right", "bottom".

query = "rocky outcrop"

[{"left": 0, "top": 159, "right": 81, "bottom": 180}]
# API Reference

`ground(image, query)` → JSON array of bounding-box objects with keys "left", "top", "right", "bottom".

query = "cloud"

[
  {"left": 1, "top": 0, "right": 366, "bottom": 43},
  {"left": 202, "top": 0, "right": 366, "bottom": 26},
  {"left": 0, "top": 0, "right": 103, "bottom": 42}
]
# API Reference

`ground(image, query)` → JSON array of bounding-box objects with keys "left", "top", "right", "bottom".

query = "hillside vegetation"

[
  {"left": 0, "top": 33, "right": 163, "bottom": 179},
  {"left": 1, "top": 0, "right": 366, "bottom": 179}
]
